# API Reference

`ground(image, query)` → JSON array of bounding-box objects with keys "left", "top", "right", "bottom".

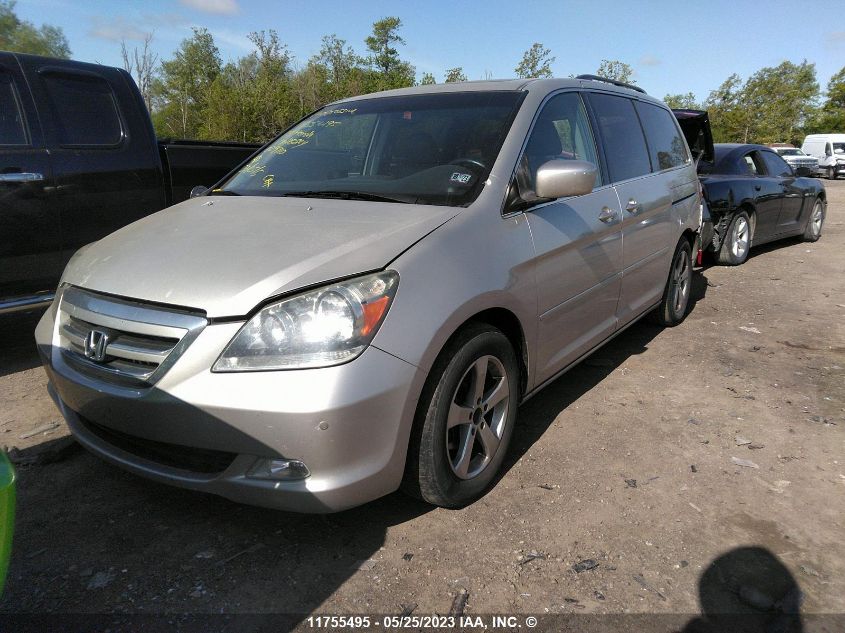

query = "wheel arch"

[{"left": 445, "top": 307, "right": 529, "bottom": 399}]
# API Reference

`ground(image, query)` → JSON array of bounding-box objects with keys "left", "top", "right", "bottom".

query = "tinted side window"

[
  {"left": 634, "top": 101, "right": 689, "bottom": 170},
  {"left": 589, "top": 93, "right": 651, "bottom": 182},
  {"left": 0, "top": 71, "right": 28, "bottom": 145},
  {"left": 740, "top": 152, "right": 763, "bottom": 176},
  {"left": 521, "top": 92, "right": 601, "bottom": 189},
  {"left": 42, "top": 72, "right": 122, "bottom": 146},
  {"left": 760, "top": 151, "right": 792, "bottom": 177}
]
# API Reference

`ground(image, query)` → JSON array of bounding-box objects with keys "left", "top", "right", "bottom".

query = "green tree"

[
  {"left": 596, "top": 59, "right": 635, "bottom": 84},
  {"left": 0, "top": 0, "right": 70, "bottom": 58},
  {"left": 663, "top": 92, "right": 700, "bottom": 109},
  {"left": 152, "top": 28, "right": 222, "bottom": 139},
  {"left": 201, "top": 30, "right": 295, "bottom": 143},
  {"left": 805, "top": 66, "right": 845, "bottom": 133},
  {"left": 364, "top": 16, "right": 414, "bottom": 90},
  {"left": 444, "top": 67, "right": 467, "bottom": 83},
  {"left": 742, "top": 60, "right": 818, "bottom": 144},
  {"left": 420, "top": 72, "right": 435, "bottom": 85},
  {"left": 515, "top": 43, "right": 554, "bottom": 79},
  {"left": 705, "top": 74, "right": 754, "bottom": 143},
  {"left": 313, "top": 34, "right": 360, "bottom": 100}
]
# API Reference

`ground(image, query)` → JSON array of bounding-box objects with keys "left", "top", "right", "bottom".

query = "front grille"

[
  {"left": 57, "top": 286, "right": 206, "bottom": 386},
  {"left": 788, "top": 158, "right": 816, "bottom": 167},
  {"left": 80, "top": 416, "right": 236, "bottom": 475}
]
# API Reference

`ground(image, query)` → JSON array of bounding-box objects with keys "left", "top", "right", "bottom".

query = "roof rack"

[{"left": 575, "top": 74, "right": 646, "bottom": 94}]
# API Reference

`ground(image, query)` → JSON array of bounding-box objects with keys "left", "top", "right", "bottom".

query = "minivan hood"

[{"left": 61, "top": 196, "right": 459, "bottom": 318}]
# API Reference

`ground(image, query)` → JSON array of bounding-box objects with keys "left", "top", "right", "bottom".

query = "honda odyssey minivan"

[{"left": 37, "top": 77, "right": 701, "bottom": 512}]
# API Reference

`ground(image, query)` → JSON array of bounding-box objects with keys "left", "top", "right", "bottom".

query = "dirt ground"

[{"left": 1, "top": 182, "right": 843, "bottom": 631}]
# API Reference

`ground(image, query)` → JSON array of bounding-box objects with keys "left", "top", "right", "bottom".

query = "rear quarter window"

[
  {"left": 589, "top": 93, "right": 651, "bottom": 182},
  {"left": 634, "top": 101, "right": 689, "bottom": 170},
  {"left": 760, "top": 150, "right": 792, "bottom": 177},
  {"left": 41, "top": 71, "right": 123, "bottom": 147}
]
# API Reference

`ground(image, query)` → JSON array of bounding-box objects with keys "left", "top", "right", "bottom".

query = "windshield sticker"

[
  {"left": 450, "top": 172, "right": 472, "bottom": 184},
  {"left": 262, "top": 174, "right": 275, "bottom": 188}
]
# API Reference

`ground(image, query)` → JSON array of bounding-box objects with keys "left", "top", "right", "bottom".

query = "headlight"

[{"left": 213, "top": 271, "right": 399, "bottom": 371}]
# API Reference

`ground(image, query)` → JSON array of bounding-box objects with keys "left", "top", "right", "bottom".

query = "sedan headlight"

[{"left": 213, "top": 271, "right": 399, "bottom": 371}]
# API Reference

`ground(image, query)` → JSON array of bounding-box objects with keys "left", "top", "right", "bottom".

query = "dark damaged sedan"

[{"left": 674, "top": 110, "right": 826, "bottom": 266}]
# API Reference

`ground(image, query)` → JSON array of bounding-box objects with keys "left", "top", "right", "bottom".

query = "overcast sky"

[{"left": 14, "top": 0, "right": 845, "bottom": 101}]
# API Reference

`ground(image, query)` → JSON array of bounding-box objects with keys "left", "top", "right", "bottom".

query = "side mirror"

[
  {"left": 190, "top": 185, "right": 209, "bottom": 198},
  {"left": 535, "top": 159, "right": 597, "bottom": 199},
  {"left": 835, "top": 148, "right": 845, "bottom": 155}
]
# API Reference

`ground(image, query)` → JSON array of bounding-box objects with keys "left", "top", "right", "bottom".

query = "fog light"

[{"left": 248, "top": 458, "right": 310, "bottom": 481}]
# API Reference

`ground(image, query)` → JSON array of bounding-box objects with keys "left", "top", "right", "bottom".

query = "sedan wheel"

[
  {"left": 731, "top": 216, "right": 749, "bottom": 259},
  {"left": 717, "top": 211, "right": 752, "bottom": 266},
  {"left": 803, "top": 199, "right": 825, "bottom": 242},
  {"left": 403, "top": 324, "right": 519, "bottom": 508}
]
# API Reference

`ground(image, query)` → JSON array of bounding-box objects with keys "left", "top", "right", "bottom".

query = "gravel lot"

[{"left": 1, "top": 181, "right": 843, "bottom": 631}]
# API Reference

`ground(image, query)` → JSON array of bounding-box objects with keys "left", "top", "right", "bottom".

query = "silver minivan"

[{"left": 36, "top": 77, "right": 701, "bottom": 512}]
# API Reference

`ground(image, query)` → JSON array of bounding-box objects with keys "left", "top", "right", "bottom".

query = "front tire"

[
  {"left": 403, "top": 324, "right": 519, "bottom": 508},
  {"left": 803, "top": 199, "right": 825, "bottom": 242},
  {"left": 717, "top": 210, "right": 752, "bottom": 266},
  {"left": 652, "top": 238, "right": 693, "bottom": 326},
  {"left": 829, "top": 166, "right": 837, "bottom": 180}
]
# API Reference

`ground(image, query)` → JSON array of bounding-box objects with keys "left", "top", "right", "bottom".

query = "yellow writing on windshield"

[
  {"left": 317, "top": 107, "right": 357, "bottom": 117},
  {"left": 242, "top": 157, "right": 266, "bottom": 176},
  {"left": 280, "top": 137, "right": 309, "bottom": 147},
  {"left": 262, "top": 174, "right": 275, "bottom": 188}
]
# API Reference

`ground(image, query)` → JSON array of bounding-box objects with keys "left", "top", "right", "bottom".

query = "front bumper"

[{"left": 36, "top": 305, "right": 424, "bottom": 513}]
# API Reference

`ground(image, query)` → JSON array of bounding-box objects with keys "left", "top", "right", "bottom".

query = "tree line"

[{"left": 1, "top": 0, "right": 843, "bottom": 147}]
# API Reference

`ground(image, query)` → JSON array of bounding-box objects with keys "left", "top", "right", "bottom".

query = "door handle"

[
  {"left": 625, "top": 199, "right": 639, "bottom": 213},
  {"left": 754, "top": 185, "right": 761, "bottom": 191},
  {"left": 0, "top": 172, "right": 44, "bottom": 183},
  {"left": 598, "top": 207, "right": 617, "bottom": 223}
]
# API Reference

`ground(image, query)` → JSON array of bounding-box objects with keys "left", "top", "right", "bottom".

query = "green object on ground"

[{"left": 0, "top": 452, "right": 15, "bottom": 596}]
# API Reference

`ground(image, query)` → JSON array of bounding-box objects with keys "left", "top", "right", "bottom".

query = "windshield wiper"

[
  {"left": 279, "top": 190, "right": 409, "bottom": 203},
  {"left": 208, "top": 189, "right": 241, "bottom": 196}
]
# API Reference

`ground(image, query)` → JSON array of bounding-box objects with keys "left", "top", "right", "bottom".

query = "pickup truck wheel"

[
  {"left": 651, "top": 238, "right": 692, "bottom": 326},
  {"left": 717, "top": 211, "right": 751, "bottom": 266},
  {"left": 403, "top": 324, "right": 519, "bottom": 508},
  {"left": 829, "top": 167, "right": 837, "bottom": 180},
  {"left": 803, "top": 199, "right": 825, "bottom": 242}
]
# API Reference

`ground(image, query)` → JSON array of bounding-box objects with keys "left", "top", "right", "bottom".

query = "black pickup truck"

[{"left": 0, "top": 52, "right": 259, "bottom": 315}]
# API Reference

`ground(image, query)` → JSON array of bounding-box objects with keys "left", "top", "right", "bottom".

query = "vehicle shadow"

[
  {"left": 499, "top": 266, "right": 709, "bottom": 480},
  {"left": 681, "top": 546, "right": 804, "bottom": 633},
  {"left": 0, "top": 311, "right": 43, "bottom": 378},
  {"left": 1, "top": 446, "right": 432, "bottom": 626},
  {"left": 747, "top": 236, "right": 806, "bottom": 262}
]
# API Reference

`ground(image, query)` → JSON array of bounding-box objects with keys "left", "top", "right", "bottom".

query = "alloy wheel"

[
  {"left": 671, "top": 248, "right": 691, "bottom": 316},
  {"left": 810, "top": 201, "right": 823, "bottom": 237},
  {"left": 731, "top": 216, "right": 749, "bottom": 260},
  {"left": 446, "top": 355, "right": 510, "bottom": 480}
]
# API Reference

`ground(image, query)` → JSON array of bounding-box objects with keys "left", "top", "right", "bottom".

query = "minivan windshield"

[{"left": 218, "top": 91, "right": 525, "bottom": 206}]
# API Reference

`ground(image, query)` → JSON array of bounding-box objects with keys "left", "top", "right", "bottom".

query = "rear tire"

[
  {"left": 402, "top": 324, "right": 519, "bottom": 508},
  {"left": 651, "top": 238, "right": 693, "bottom": 326},
  {"left": 717, "top": 210, "right": 752, "bottom": 266},
  {"left": 803, "top": 199, "right": 824, "bottom": 242}
]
